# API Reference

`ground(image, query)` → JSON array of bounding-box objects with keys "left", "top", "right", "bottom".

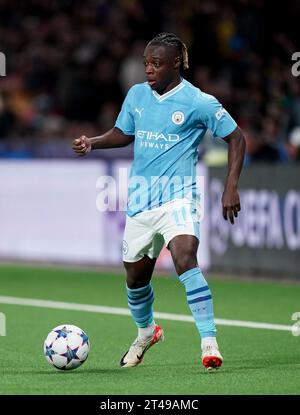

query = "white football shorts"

[{"left": 122, "top": 198, "right": 201, "bottom": 263}]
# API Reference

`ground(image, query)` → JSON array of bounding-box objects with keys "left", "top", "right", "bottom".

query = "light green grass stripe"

[{"left": 0, "top": 295, "right": 293, "bottom": 332}]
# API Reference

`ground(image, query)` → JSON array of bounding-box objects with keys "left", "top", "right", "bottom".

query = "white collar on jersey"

[{"left": 152, "top": 79, "right": 185, "bottom": 102}]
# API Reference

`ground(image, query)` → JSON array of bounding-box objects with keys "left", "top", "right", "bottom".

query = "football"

[{"left": 43, "top": 324, "right": 90, "bottom": 370}]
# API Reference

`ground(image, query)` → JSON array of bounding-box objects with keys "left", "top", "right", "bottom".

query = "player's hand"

[
  {"left": 72, "top": 135, "right": 92, "bottom": 156},
  {"left": 221, "top": 186, "right": 241, "bottom": 225}
]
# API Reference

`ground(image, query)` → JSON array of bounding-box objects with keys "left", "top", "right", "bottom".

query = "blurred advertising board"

[
  {"left": 0, "top": 160, "right": 108, "bottom": 263},
  {"left": 209, "top": 165, "right": 300, "bottom": 277}
]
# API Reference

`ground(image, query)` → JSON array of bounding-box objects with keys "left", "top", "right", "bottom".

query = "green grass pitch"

[{"left": 0, "top": 264, "right": 299, "bottom": 395}]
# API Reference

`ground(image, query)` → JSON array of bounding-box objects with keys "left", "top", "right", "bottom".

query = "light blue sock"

[
  {"left": 127, "top": 283, "right": 154, "bottom": 328},
  {"left": 179, "top": 267, "right": 216, "bottom": 339}
]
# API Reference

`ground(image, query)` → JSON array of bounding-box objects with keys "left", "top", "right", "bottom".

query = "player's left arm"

[
  {"left": 222, "top": 126, "right": 246, "bottom": 224},
  {"left": 199, "top": 93, "right": 246, "bottom": 224}
]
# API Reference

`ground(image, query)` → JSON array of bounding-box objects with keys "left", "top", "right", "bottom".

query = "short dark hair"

[{"left": 148, "top": 32, "right": 189, "bottom": 70}]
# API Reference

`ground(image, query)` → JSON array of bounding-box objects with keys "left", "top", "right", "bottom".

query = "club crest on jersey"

[{"left": 172, "top": 111, "right": 184, "bottom": 125}]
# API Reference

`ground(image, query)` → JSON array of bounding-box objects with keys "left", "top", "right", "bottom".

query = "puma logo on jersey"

[{"left": 135, "top": 108, "right": 144, "bottom": 117}]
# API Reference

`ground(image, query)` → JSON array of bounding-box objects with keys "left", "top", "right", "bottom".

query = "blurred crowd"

[{"left": 0, "top": 0, "right": 299, "bottom": 163}]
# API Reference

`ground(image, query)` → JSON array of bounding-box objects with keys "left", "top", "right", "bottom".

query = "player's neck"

[{"left": 157, "top": 76, "right": 182, "bottom": 95}]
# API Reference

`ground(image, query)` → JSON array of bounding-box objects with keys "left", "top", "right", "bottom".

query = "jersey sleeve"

[
  {"left": 197, "top": 93, "right": 237, "bottom": 138},
  {"left": 115, "top": 86, "right": 135, "bottom": 135}
]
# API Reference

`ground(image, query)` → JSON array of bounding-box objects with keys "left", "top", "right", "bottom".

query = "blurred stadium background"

[{"left": 0, "top": 0, "right": 300, "bottom": 395}]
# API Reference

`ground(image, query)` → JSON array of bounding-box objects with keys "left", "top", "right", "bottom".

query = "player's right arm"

[{"left": 72, "top": 127, "right": 134, "bottom": 157}]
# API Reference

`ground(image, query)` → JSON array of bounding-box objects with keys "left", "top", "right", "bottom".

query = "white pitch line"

[{"left": 0, "top": 295, "right": 293, "bottom": 332}]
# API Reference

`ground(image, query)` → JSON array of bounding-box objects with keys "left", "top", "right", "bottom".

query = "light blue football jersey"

[{"left": 115, "top": 78, "right": 237, "bottom": 217}]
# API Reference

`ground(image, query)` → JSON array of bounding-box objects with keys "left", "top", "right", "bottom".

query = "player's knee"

[
  {"left": 126, "top": 275, "right": 144, "bottom": 289},
  {"left": 174, "top": 253, "right": 197, "bottom": 276},
  {"left": 125, "top": 269, "right": 149, "bottom": 290}
]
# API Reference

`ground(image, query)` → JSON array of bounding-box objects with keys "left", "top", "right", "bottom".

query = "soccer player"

[{"left": 72, "top": 33, "right": 246, "bottom": 370}]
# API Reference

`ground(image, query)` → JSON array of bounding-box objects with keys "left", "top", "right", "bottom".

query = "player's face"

[{"left": 143, "top": 44, "right": 181, "bottom": 94}]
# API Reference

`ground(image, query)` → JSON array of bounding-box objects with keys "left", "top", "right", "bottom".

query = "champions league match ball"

[{"left": 43, "top": 324, "right": 90, "bottom": 370}]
